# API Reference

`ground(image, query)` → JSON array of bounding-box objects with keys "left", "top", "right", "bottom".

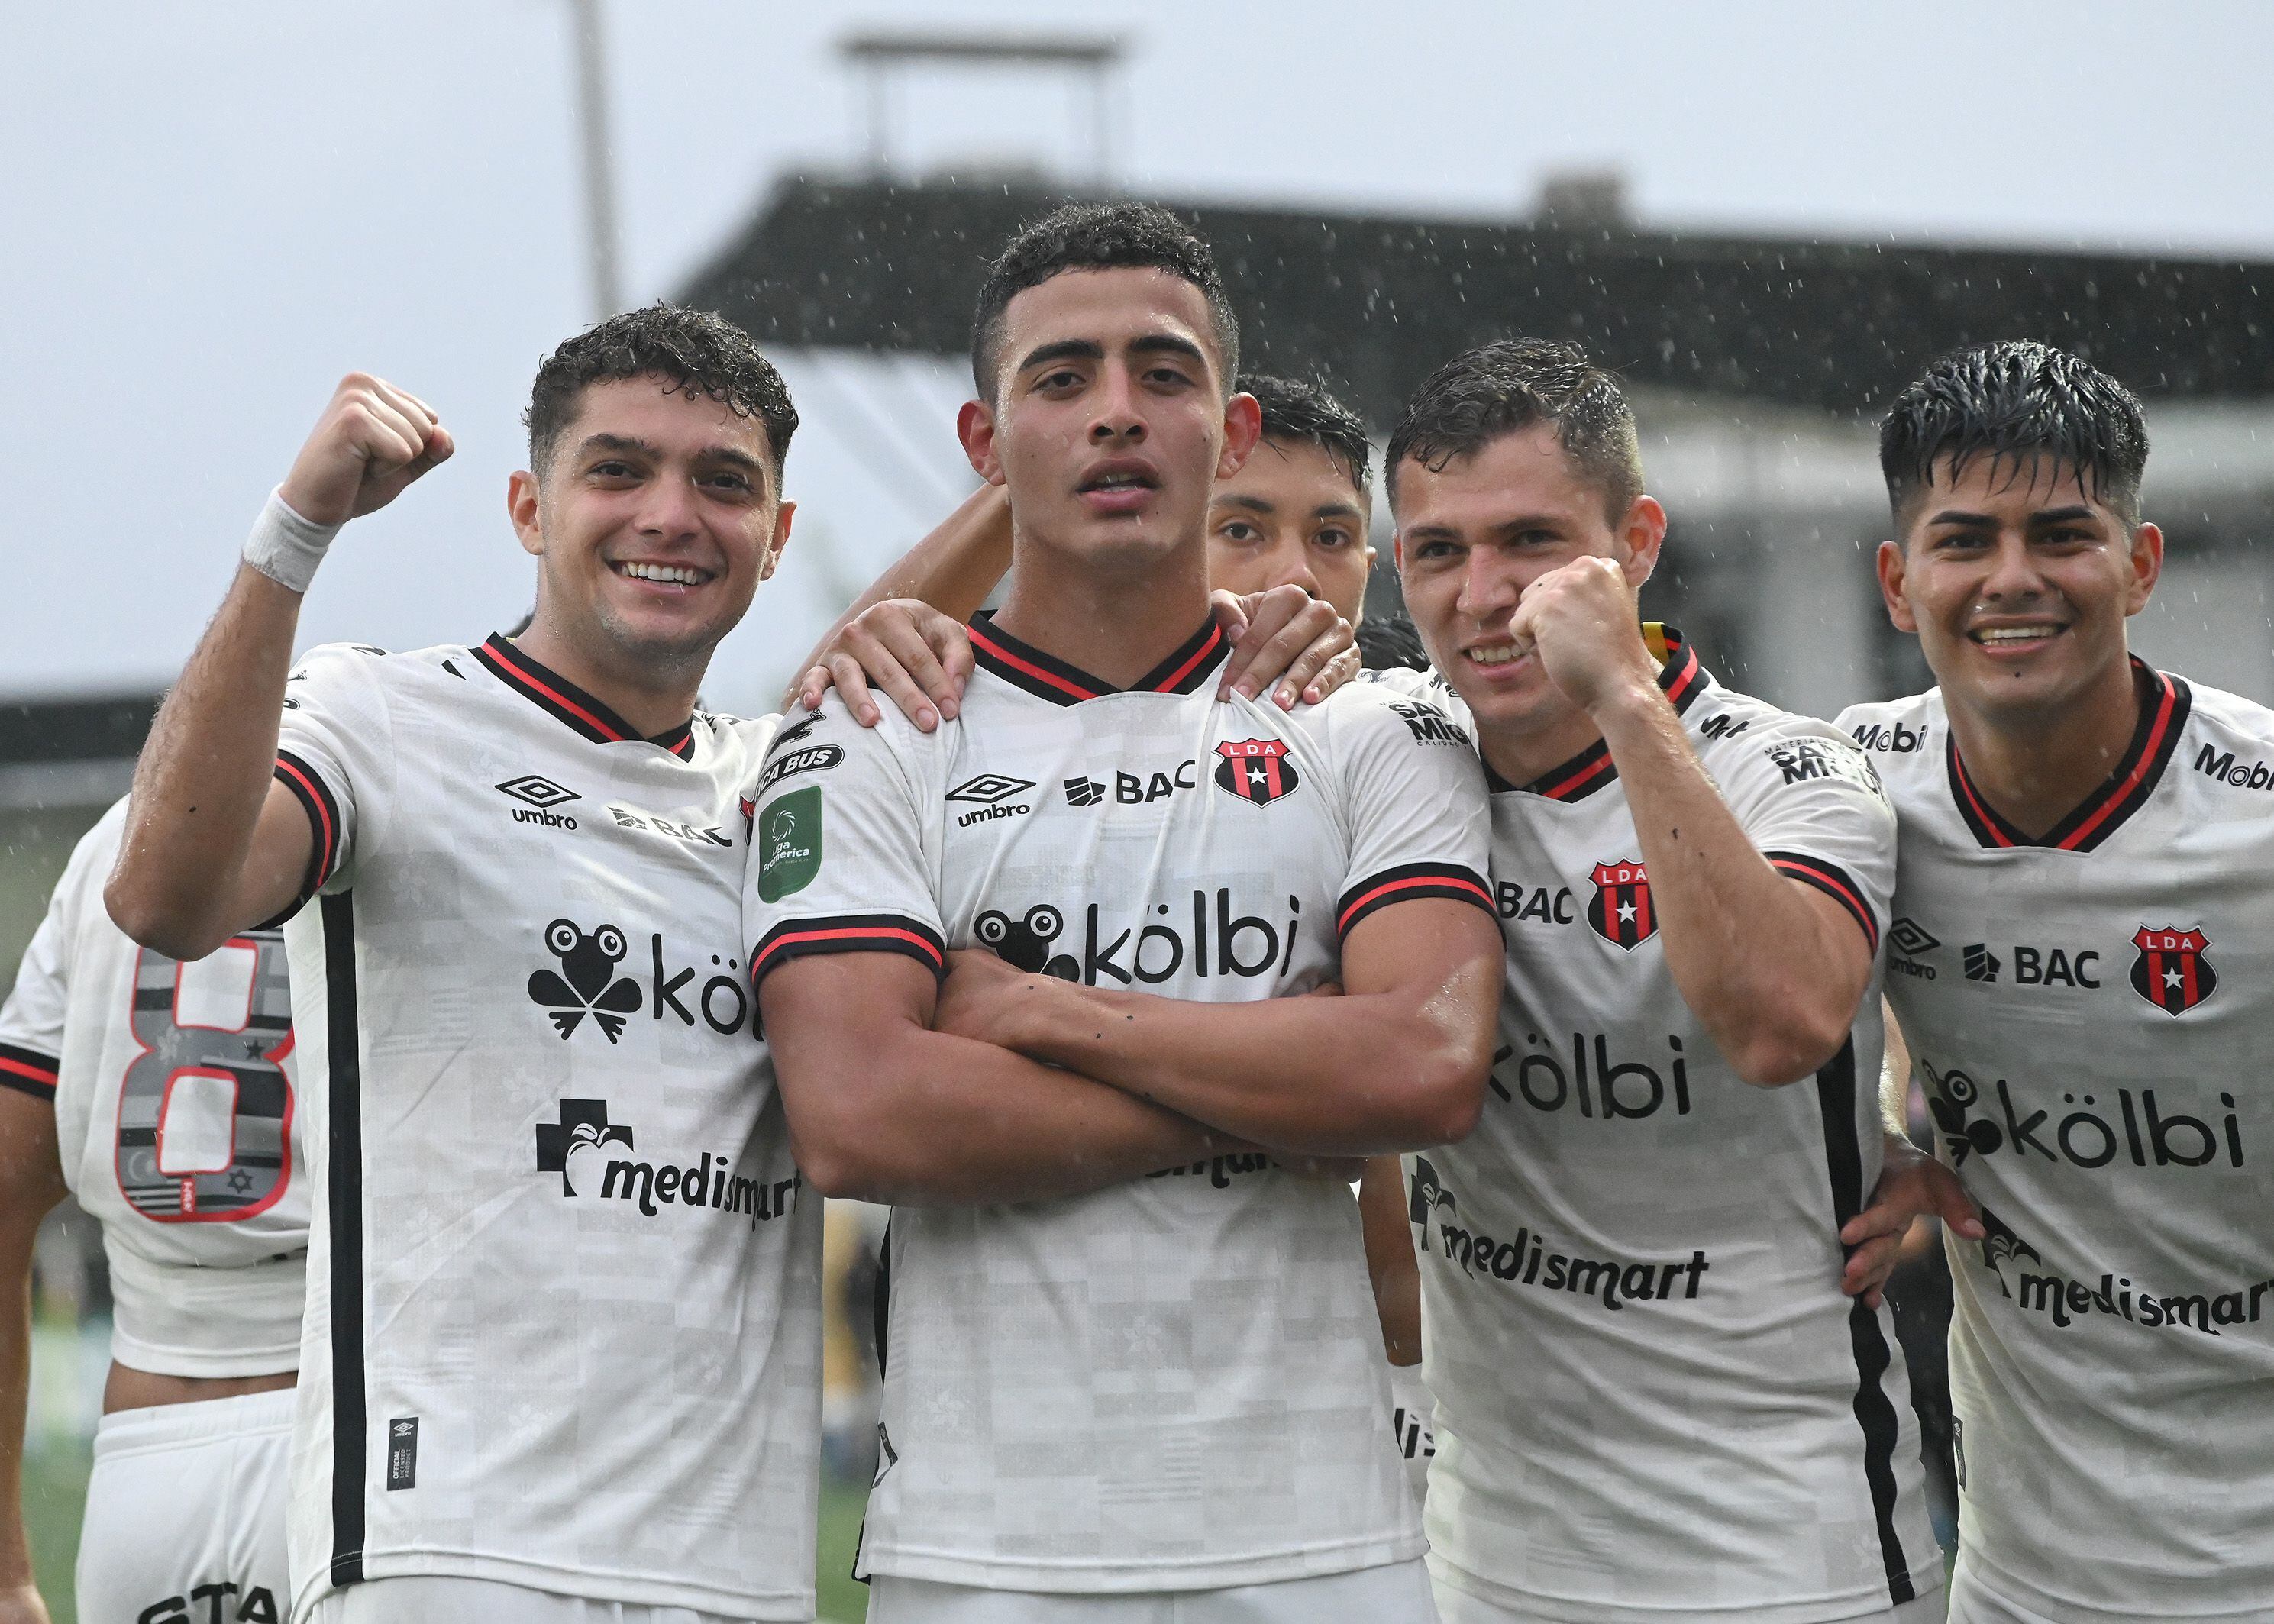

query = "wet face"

[
  {"left": 509, "top": 376, "right": 790, "bottom": 670},
  {"left": 1878, "top": 454, "right": 2160, "bottom": 725},
  {"left": 1395, "top": 422, "right": 1659, "bottom": 734},
  {"left": 958, "top": 267, "right": 1259, "bottom": 576},
  {"left": 1206, "top": 436, "right": 1375, "bottom": 622}
]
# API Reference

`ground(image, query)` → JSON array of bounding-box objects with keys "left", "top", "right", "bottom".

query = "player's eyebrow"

[
  {"left": 1924, "top": 509, "right": 1998, "bottom": 528},
  {"left": 1126, "top": 333, "right": 1207, "bottom": 366},
  {"left": 577, "top": 432, "right": 660, "bottom": 460},
  {"left": 2027, "top": 505, "right": 2098, "bottom": 526},
  {"left": 1016, "top": 338, "right": 1105, "bottom": 376},
  {"left": 1310, "top": 501, "right": 1365, "bottom": 523},
  {"left": 1213, "top": 492, "right": 1274, "bottom": 515}
]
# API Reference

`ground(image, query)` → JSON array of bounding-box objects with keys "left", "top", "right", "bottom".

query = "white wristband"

[{"left": 243, "top": 488, "right": 342, "bottom": 594}]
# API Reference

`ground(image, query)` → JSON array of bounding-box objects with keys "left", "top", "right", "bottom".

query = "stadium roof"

[{"left": 682, "top": 176, "right": 2274, "bottom": 425}]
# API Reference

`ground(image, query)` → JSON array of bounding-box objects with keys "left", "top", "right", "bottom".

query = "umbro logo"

[
  {"left": 948, "top": 773, "right": 1035, "bottom": 828},
  {"left": 1888, "top": 918, "right": 1940, "bottom": 959},
  {"left": 498, "top": 775, "right": 581, "bottom": 830}
]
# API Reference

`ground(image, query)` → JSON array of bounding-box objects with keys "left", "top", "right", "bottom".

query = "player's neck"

[
  {"left": 510, "top": 618, "right": 707, "bottom": 739},
  {"left": 1943, "top": 656, "right": 2146, "bottom": 840},
  {"left": 1475, "top": 697, "right": 1604, "bottom": 791},
  {"left": 990, "top": 547, "right": 1215, "bottom": 690}
]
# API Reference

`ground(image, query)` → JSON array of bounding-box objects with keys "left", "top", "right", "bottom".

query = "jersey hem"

[
  {"left": 1957, "top": 1538, "right": 2266, "bottom": 1622},
  {"left": 106, "top": 1337, "right": 300, "bottom": 1379},
  {"left": 861, "top": 1529, "right": 1424, "bottom": 1594},
  {"left": 293, "top": 1551, "right": 816, "bottom": 1622},
  {"left": 1428, "top": 1551, "right": 1944, "bottom": 1624}
]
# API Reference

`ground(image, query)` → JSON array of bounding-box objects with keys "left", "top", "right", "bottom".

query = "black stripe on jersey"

[
  {"left": 1336, "top": 863, "right": 1497, "bottom": 939},
  {"left": 473, "top": 634, "right": 697, "bottom": 757},
  {"left": 0, "top": 1044, "right": 58, "bottom": 1103},
  {"left": 1496, "top": 625, "right": 1708, "bottom": 801},
  {"left": 322, "top": 893, "right": 369, "bottom": 1587},
  {"left": 749, "top": 914, "right": 948, "bottom": 986},
  {"left": 1814, "top": 1039, "right": 1917, "bottom": 1607},
  {"left": 1765, "top": 852, "right": 1882, "bottom": 955},
  {"left": 967, "top": 611, "right": 1230, "bottom": 705},
  {"left": 1946, "top": 660, "right": 2188, "bottom": 853},
  {"left": 267, "top": 749, "right": 344, "bottom": 926}
]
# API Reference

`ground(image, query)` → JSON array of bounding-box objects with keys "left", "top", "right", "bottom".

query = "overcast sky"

[{"left": 9, "top": 1, "right": 2274, "bottom": 711}]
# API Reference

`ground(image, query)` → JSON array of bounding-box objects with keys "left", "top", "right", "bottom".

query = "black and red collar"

[
  {"left": 1487, "top": 625, "right": 1709, "bottom": 802},
  {"left": 473, "top": 634, "right": 696, "bottom": 758},
  {"left": 1946, "top": 659, "right": 2190, "bottom": 853},
  {"left": 968, "top": 611, "right": 1231, "bottom": 706}
]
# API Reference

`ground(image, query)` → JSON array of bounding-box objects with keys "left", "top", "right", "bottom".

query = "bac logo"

[
  {"left": 1587, "top": 860, "right": 1655, "bottom": 950},
  {"left": 2132, "top": 925, "right": 2217, "bottom": 1015},
  {"left": 1213, "top": 738, "right": 1300, "bottom": 805}
]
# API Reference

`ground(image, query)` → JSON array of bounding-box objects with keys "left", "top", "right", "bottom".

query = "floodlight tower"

[
  {"left": 567, "top": 0, "right": 624, "bottom": 318},
  {"left": 837, "top": 27, "right": 1126, "bottom": 186}
]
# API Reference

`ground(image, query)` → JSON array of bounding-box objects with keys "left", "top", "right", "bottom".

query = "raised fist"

[{"left": 278, "top": 373, "right": 454, "bottom": 526}]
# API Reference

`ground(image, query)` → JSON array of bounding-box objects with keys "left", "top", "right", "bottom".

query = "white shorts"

[
  {"left": 867, "top": 1558, "right": 1440, "bottom": 1622},
  {"left": 1432, "top": 1573, "right": 1946, "bottom": 1624},
  {"left": 76, "top": 1385, "right": 295, "bottom": 1624},
  {"left": 301, "top": 1575, "right": 755, "bottom": 1624}
]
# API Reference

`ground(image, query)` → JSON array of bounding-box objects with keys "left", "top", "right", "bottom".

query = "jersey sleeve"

[
  {"left": 1711, "top": 716, "right": 1897, "bottom": 957},
  {"left": 744, "top": 703, "right": 945, "bottom": 989},
  {"left": 1325, "top": 687, "right": 1497, "bottom": 945},
  {"left": 270, "top": 643, "right": 397, "bottom": 922},
  {"left": 0, "top": 857, "right": 73, "bottom": 1104}
]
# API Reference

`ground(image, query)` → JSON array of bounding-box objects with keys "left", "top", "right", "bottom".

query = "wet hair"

[
  {"left": 1384, "top": 339, "right": 1642, "bottom": 522},
  {"left": 526, "top": 305, "right": 797, "bottom": 485},
  {"left": 1880, "top": 341, "right": 2149, "bottom": 528},
  {"left": 971, "top": 202, "right": 1239, "bottom": 400},
  {"left": 1355, "top": 612, "right": 1429, "bottom": 672},
  {"left": 1239, "top": 373, "right": 1373, "bottom": 495}
]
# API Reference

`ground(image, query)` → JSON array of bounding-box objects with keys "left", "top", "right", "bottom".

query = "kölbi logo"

[
  {"left": 528, "top": 920, "right": 640, "bottom": 1040},
  {"left": 497, "top": 774, "right": 580, "bottom": 830}
]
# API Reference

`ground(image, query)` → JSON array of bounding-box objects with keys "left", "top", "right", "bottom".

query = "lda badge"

[
  {"left": 1213, "top": 738, "right": 1300, "bottom": 806},
  {"left": 758, "top": 787, "right": 822, "bottom": 902}
]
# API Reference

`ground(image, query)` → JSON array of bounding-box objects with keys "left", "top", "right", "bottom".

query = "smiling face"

[
  {"left": 1878, "top": 453, "right": 2161, "bottom": 728},
  {"left": 1207, "top": 435, "right": 1374, "bottom": 622},
  {"left": 958, "top": 266, "right": 1259, "bottom": 579},
  {"left": 1395, "top": 422, "right": 1662, "bottom": 735},
  {"left": 509, "top": 376, "right": 792, "bottom": 673}
]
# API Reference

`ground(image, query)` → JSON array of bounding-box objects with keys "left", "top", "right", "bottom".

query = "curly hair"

[
  {"left": 1881, "top": 341, "right": 2149, "bottom": 527},
  {"left": 971, "top": 201, "right": 1239, "bottom": 400},
  {"left": 1239, "top": 373, "right": 1373, "bottom": 495},
  {"left": 525, "top": 305, "right": 798, "bottom": 484},
  {"left": 1385, "top": 338, "right": 1640, "bottom": 524}
]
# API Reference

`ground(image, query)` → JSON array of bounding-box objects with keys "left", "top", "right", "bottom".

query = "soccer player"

[
  {"left": 1840, "top": 341, "right": 2274, "bottom": 1624},
  {"left": 95, "top": 305, "right": 1126, "bottom": 1623},
  {"left": 1375, "top": 339, "right": 1959, "bottom": 1624},
  {"left": 0, "top": 800, "right": 302, "bottom": 1623},
  {"left": 747, "top": 202, "right": 1504, "bottom": 1622}
]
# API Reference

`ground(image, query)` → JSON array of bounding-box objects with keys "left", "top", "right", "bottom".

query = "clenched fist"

[
  {"left": 277, "top": 373, "right": 453, "bottom": 527},
  {"left": 1507, "top": 554, "right": 1660, "bottom": 716}
]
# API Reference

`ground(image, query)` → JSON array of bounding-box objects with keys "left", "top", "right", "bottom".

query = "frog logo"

[
  {"left": 528, "top": 919, "right": 642, "bottom": 1041},
  {"left": 974, "top": 904, "right": 1079, "bottom": 980}
]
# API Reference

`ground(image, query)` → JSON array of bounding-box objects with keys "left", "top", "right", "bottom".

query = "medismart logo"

[{"left": 533, "top": 1098, "right": 798, "bottom": 1228}]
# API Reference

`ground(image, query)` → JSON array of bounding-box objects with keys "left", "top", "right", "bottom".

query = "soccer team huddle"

[{"left": 0, "top": 200, "right": 2265, "bottom": 1624}]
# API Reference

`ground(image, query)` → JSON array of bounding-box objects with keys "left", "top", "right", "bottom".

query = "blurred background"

[{"left": 7, "top": 2, "right": 2274, "bottom": 1617}]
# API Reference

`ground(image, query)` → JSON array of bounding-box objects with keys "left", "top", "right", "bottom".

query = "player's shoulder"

[
  {"left": 751, "top": 693, "right": 935, "bottom": 797},
  {"left": 285, "top": 639, "right": 470, "bottom": 707},
  {"left": 2174, "top": 671, "right": 2274, "bottom": 752},
  {"left": 1696, "top": 684, "right": 1890, "bottom": 800}
]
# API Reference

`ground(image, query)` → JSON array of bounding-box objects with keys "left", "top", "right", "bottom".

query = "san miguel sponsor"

[{"left": 1920, "top": 1057, "right": 2244, "bottom": 1171}]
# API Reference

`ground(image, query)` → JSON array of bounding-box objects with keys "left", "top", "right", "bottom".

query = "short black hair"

[
  {"left": 1355, "top": 612, "right": 1429, "bottom": 672},
  {"left": 1384, "top": 339, "right": 1642, "bottom": 522},
  {"left": 1239, "top": 373, "right": 1373, "bottom": 495},
  {"left": 971, "top": 201, "right": 1239, "bottom": 400},
  {"left": 526, "top": 305, "right": 797, "bottom": 486},
  {"left": 1880, "top": 341, "right": 2149, "bottom": 528}
]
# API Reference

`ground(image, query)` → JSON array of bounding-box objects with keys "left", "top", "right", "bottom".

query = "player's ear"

[
  {"left": 1617, "top": 496, "right": 1667, "bottom": 587},
  {"left": 2123, "top": 520, "right": 2164, "bottom": 617},
  {"left": 759, "top": 501, "right": 796, "bottom": 583},
  {"left": 1217, "top": 391, "right": 1262, "bottom": 480},
  {"left": 958, "top": 400, "right": 1007, "bottom": 486},
  {"left": 1876, "top": 538, "right": 1918, "bottom": 633},
  {"left": 509, "top": 470, "right": 543, "bottom": 557}
]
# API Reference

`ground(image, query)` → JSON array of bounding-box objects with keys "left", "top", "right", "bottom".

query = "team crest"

[
  {"left": 1213, "top": 738, "right": 1300, "bottom": 806},
  {"left": 2130, "top": 925, "right": 2217, "bottom": 1015},
  {"left": 1587, "top": 859, "right": 1656, "bottom": 950}
]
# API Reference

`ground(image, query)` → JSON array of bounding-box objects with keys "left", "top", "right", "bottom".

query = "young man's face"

[
  {"left": 1207, "top": 436, "right": 1374, "bottom": 623},
  {"left": 959, "top": 267, "right": 1260, "bottom": 576},
  {"left": 1877, "top": 454, "right": 2161, "bottom": 725},
  {"left": 1395, "top": 421, "right": 1662, "bottom": 735},
  {"left": 509, "top": 376, "right": 791, "bottom": 670}
]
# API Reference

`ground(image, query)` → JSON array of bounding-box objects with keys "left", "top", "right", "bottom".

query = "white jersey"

[
  {"left": 1374, "top": 631, "right": 1941, "bottom": 1623},
  {"left": 267, "top": 637, "right": 819, "bottom": 1620},
  {"left": 0, "top": 797, "right": 306, "bottom": 1376},
  {"left": 1843, "top": 665, "right": 2274, "bottom": 1622},
  {"left": 745, "top": 612, "right": 1495, "bottom": 1593}
]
